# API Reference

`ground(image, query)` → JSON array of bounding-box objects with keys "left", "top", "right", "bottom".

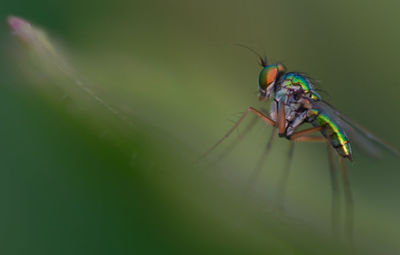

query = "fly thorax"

[{"left": 274, "top": 87, "right": 288, "bottom": 102}]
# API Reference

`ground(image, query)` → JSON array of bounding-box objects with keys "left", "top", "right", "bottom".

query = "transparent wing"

[{"left": 316, "top": 100, "right": 400, "bottom": 158}]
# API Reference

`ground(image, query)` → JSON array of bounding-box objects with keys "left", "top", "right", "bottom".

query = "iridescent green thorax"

[
  {"left": 279, "top": 73, "right": 321, "bottom": 101},
  {"left": 308, "top": 109, "right": 352, "bottom": 159}
]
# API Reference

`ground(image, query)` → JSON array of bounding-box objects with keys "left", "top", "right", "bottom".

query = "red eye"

[
  {"left": 267, "top": 68, "right": 278, "bottom": 84},
  {"left": 259, "top": 65, "right": 282, "bottom": 90}
]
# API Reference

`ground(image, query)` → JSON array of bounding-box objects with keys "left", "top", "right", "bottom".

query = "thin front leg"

[
  {"left": 247, "top": 104, "right": 281, "bottom": 186},
  {"left": 198, "top": 107, "right": 276, "bottom": 160},
  {"left": 276, "top": 142, "right": 295, "bottom": 213},
  {"left": 247, "top": 128, "right": 276, "bottom": 188},
  {"left": 327, "top": 144, "right": 340, "bottom": 238},
  {"left": 339, "top": 157, "right": 355, "bottom": 249},
  {"left": 209, "top": 114, "right": 259, "bottom": 165}
]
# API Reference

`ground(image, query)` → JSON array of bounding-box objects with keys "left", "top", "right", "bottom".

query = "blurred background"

[{"left": 1, "top": 0, "right": 400, "bottom": 254}]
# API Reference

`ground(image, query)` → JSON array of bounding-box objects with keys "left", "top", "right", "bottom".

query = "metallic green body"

[
  {"left": 274, "top": 72, "right": 352, "bottom": 160},
  {"left": 258, "top": 64, "right": 352, "bottom": 160},
  {"left": 308, "top": 108, "right": 352, "bottom": 159},
  {"left": 279, "top": 73, "right": 321, "bottom": 101}
]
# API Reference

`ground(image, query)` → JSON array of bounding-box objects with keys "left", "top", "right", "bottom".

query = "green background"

[{"left": 1, "top": 0, "right": 400, "bottom": 254}]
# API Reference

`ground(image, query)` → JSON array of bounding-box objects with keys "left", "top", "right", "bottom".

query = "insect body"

[
  {"left": 201, "top": 54, "right": 400, "bottom": 245},
  {"left": 258, "top": 62, "right": 352, "bottom": 160}
]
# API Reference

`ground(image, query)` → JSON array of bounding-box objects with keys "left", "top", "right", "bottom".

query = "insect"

[{"left": 200, "top": 50, "right": 400, "bottom": 246}]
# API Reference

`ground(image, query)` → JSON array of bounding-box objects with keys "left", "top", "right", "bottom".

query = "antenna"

[{"left": 234, "top": 43, "right": 267, "bottom": 67}]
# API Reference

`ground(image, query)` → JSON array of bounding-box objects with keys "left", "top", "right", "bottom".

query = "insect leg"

[
  {"left": 276, "top": 142, "right": 295, "bottom": 213},
  {"left": 339, "top": 156, "right": 355, "bottom": 248},
  {"left": 288, "top": 131, "right": 346, "bottom": 241},
  {"left": 247, "top": 127, "right": 276, "bottom": 188},
  {"left": 247, "top": 104, "right": 281, "bottom": 188},
  {"left": 278, "top": 101, "right": 286, "bottom": 136},
  {"left": 327, "top": 144, "right": 340, "bottom": 238},
  {"left": 199, "top": 107, "right": 276, "bottom": 160},
  {"left": 291, "top": 136, "right": 326, "bottom": 142},
  {"left": 289, "top": 126, "right": 323, "bottom": 141},
  {"left": 208, "top": 114, "right": 259, "bottom": 165},
  {"left": 249, "top": 102, "right": 284, "bottom": 184}
]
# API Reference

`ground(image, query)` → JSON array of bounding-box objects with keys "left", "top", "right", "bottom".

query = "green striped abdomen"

[{"left": 309, "top": 109, "right": 352, "bottom": 160}]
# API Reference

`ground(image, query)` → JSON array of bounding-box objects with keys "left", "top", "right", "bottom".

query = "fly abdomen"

[{"left": 308, "top": 109, "right": 352, "bottom": 160}]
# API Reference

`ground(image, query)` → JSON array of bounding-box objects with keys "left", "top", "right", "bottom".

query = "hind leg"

[
  {"left": 327, "top": 144, "right": 340, "bottom": 238},
  {"left": 339, "top": 157, "right": 355, "bottom": 249}
]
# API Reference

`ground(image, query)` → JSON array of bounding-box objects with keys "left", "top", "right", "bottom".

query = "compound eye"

[
  {"left": 266, "top": 68, "right": 278, "bottom": 85},
  {"left": 259, "top": 65, "right": 278, "bottom": 90}
]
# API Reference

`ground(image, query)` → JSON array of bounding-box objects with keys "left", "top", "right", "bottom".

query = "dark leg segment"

[
  {"left": 247, "top": 128, "right": 276, "bottom": 187},
  {"left": 276, "top": 142, "right": 295, "bottom": 212}
]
